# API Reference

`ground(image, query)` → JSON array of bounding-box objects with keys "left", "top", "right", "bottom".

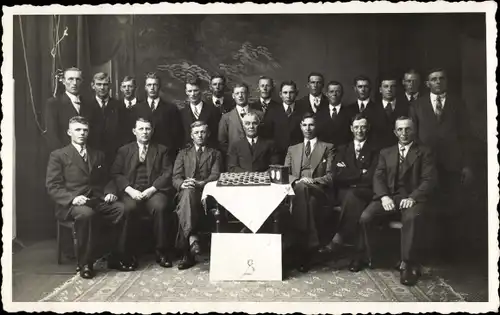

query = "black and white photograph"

[{"left": 1, "top": 2, "right": 498, "bottom": 313}]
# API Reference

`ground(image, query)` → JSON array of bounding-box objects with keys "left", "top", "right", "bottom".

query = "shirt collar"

[
  {"left": 96, "top": 95, "right": 110, "bottom": 107},
  {"left": 283, "top": 102, "right": 294, "bottom": 109},
  {"left": 398, "top": 141, "right": 413, "bottom": 152},
  {"left": 329, "top": 103, "right": 342, "bottom": 109},
  {"left": 124, "top": 98, "right": 137, "bottom": 107},
  {"left": 213, "top": 96, "right": 224, "bottom": 104},
  {"left": 247, "top": 136, "right": 258, "bottom": 144},
  {"left": 406, "top": 92, "right": 418, "bottom": 100},
  {"left": 194, "top": 144, "right": 205, "bottom": 152},
  {"left": 236, "top": 105, "right": 249, "bottom": 114},
  {"left": 358, "top": 99, "right": 369, "bottom": 107},
  {"left": 430, "top": 92, "right": 446, "bottom": 101},
  {"left": 354, "top": 139, "right": 366, "bottom": 148},
  {"left": 309, "top": 94, "right": 321, "bottom": 103},
  {"left": 260, "top": 97, "right": 271, "bottom": 105},
  {"left": 66, "top": 91, "right": 81, "bottom": 104},
  {"left": 304, "top": 137, "right": 317, "bottom": 147},
  {"left": 190, "top": 100, "right": 203, "bottom": 108},
  {"left": 137, "top": 142, "right": 149, "bottom": 150},
  {"left": 72, "top": 142, "right": 86, "bottom": 153},
  {"left": 382, "top": 99, "right": 396, "bottom": 108}
]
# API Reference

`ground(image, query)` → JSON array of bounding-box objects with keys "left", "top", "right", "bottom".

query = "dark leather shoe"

[
  {"left": 190, "top": 241, "right": 201, "bottom": 256},
  {"left": 395, "top": 260, "right": 407, "bottom": 271},
  {"left": 80, "top": 264, "right": 94, "bottom": 279},
  {"left": 400, "top": 264, "right": 420, "bottom": 286},
  {"left": 76, "top": 265, "right": 81, "bottom": 273},
  {"left": 156, "top": 254, "right": 173, "bottom": 268},
  {"left": 178, "top": 254, "right": 196, "bottom": 270},
  {"left": 297, "top": 263, "right": 310, "bottom": 273},
  {"left": 108, "top": 257, "right": 135, "bottom": 271},
  {"left": 129, "top": 256, "right": 139, "bottom": 269},
  {"left": 348, "top": 259, "right": 372, "bottom": 272}
]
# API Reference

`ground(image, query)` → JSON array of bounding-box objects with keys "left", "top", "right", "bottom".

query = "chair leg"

[{"left": 57, "top": 223, "right": 62, "bottom": 265}]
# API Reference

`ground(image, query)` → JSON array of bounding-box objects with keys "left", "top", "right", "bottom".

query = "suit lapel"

[
  {"left": 310, "top": 141, "right": 325, "bottom": 172},
  {"left": 293, "top": 143, "right": 303, "bottom": 176},
  {"left": 87, "top": 147, "right": 97, "bottom": 173},
  {"left": 130, "top": 144, "right": 140, "bottom": 175},
  {"left": 424, "top": 95, "right": 440, "bottom": 124},
  {"left": 231, "top": 109, "right": 245, "bottom": 135},
  {"left": 387, "top": 146, "right": 399, "bottom": 187},
  {"left": 66, "top": 145, "right": 89, "bottom": 175},
  {"left": 252, "top": 139, "right": 264, "bottom": 162},
  {"left": 146, "top": 144, "right": 157, "bottom": 178},
  {"left": 401, "top": 144, "right": 420, "bottom": 176},
  {"left": 62, "top": 93, "right": 79, "bottom": 116},
  {"left": 188, "top": 146, "right": 197, "bottom": 177},
  {"left": 198, "top": 147, "right": 211, "bottom": 169},
  {"left": 198, "top": 102, "right": 210, "bottom": 122}
]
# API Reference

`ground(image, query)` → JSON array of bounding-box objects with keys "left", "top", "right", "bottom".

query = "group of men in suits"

[{"left": 45, "top": 66, "right": 472, "bottom": 287}]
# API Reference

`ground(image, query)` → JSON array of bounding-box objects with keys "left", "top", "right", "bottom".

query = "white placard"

[{"left": 209, "top": 233, "right": 282, "bottom": 282}]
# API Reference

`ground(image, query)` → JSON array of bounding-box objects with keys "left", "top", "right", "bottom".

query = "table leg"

[{"left": 272, "top": 210, "right": 280, "bottom": 234}]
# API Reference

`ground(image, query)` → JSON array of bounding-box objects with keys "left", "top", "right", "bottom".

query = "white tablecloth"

[{"left": 201, "top": 181, "right": 294, "bottom": 233}]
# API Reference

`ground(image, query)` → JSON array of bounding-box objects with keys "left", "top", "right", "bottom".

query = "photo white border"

[{"left": 2, "top": 2, "right": 498, "bottom": 313}]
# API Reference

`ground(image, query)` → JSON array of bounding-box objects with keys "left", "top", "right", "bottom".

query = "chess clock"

[{"left": 269, "top": 165, "right": 290, "bottom": 184}]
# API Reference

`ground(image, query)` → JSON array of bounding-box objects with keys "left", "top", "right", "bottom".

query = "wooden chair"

[{"left": 56, "top": 220, "right": 79, "bottom": 266}]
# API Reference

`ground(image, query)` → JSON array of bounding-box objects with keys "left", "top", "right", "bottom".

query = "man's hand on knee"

[
  {"left": 104, "top": 193, "right": 118, "bottom": 203},
  {"left": 381, "top": 196, "right": 395, "bottom": 211},
  {"left": 125, "top": 186, "right": 143, "bottom": 201},
  {"left": 297, "top": 177, "right": 314, "bottom": 185},
  {"left": 399, "top": 198, "right": 416, "bottom": 210},
  {"left": 72, "top": 195, "right": 90, "bottom": 206}
]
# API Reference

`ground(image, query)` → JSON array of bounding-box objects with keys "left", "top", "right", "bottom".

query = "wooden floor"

[{"left": 11, "top": 236, "right": 489, "bottom": 302}]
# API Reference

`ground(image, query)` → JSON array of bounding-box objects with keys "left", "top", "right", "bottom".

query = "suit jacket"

[
  {"left": 297, "top": 94, "right": 329, "bottom": 114},
  {"left": 228, "top": 138, "right": 280, "bottom": 172},
  {"left": 44, "top": 93, "right": 92, "bottom": 151},
  {"left": 334, "top": 140, "right": 379, "bottom": 189},
  {"left": 373, "top": 142, "right": 437, "bottom": 202},
  {"left": 87, "top": 97, "right": 122, "bottom": 159},
  {"left": 110, "top": 142, "right": 173, "bottom": 194},
  {"left": 172, "top": 145, "right": 222, "bottom": 191},
  {"left": 410, "top": 93, "right": 471, "bottom": 172},
  {"left": 262, "top": 102, "right": 306, "bottom": 160},
  {"left": 217, "top": 106, "right": 264, "bottom": 156},
  {"left": 206, "top": 95, "right": 235, "bottom": 115},
  {"left": 46, "top": 144, "right": 113, "bottom": 220},
  {"left": 134, "top": 99, "right": 183, "bottom": 163},
  {"left": 249, "top": 99, "right": 279, "bottom": 139},
  {"left": 371, "top": 99, "right": 410, "bottom": 150},
  {"left": 316, "top": 104, "right": 357, "bottom": 146},
  {"left": 118, "top": 99, "right": 142, "bottom": 146},
  {"left": 180, "top": 101, "right": 221, "bottom": 149},
  {"left": 284, "top": 140, "right": 335, "bottom": 188}
]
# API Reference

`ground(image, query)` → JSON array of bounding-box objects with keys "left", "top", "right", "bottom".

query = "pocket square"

[
  {"left": 322, "top": 159, "right": 327, "bottom": 163},
  {"left": 97, "top": 165, "right": 102, "bottom": 169}
]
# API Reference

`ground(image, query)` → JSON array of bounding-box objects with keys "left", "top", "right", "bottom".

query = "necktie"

[
  {"left": 305, "top": 140, "right": 311, "bottom": 157},
  {"left": 193, "top": 105, "right": 200, "bottom": 119},
  {"left": 80, "top": 147, "right": 87, "bottom": 162},
  {"left": 150, "top": 100, "right": 155, "bottom": 111},
  {"left": 240, "top": 109, "right": 246, "bottom": 118},
  {"left": 399, "top": 146, "right": 406, "bottom": 172},
  {"left": 331, "top": 107, "right": 338, "bottom": 119},
  {"left": 314, "top": 97, "right": 320, "bottom": 107},
  {"left": 73, "top": 98, "right": 81, "bottom": 114},
  {"left": 262, "top": 102, "right": 268, "bottom": 113},
  {"left": 409, "top": 94, "right": 415, "bottom": 102},
  {"left": 359, "top": 102, "right": 365, "bottom": 112},
  {"left": 139, "top": 146, "right": 147, "bottom": 163},
  {"left": 435, "top": 96, "right": 443, "bottom": 121},
  {"left": 355, "top": 143, "right": 361, "bottom": 159},
  {"left": 215, "top": 100, "right": 221, "bottom": 108},
  {"left": 285, "top": 105, "right": 292, "bottom": 117},
  {"left": 196, "top": 146, "right": 203, "bottom": 162},
  {"left": 385, "top": 102, "right": 393, "bottom": 116},
  {"left": 127, "top": 100, "right": 132, "bottom": 108}
]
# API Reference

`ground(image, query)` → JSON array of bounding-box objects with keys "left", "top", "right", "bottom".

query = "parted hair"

[
  {"left": 350, "top": 112, "right": 370, "bottom": 126},
  {"left": 307, "top": 72, "right": 324, "bottom": 82},
  {"left": 135, "top": 116, "right": 155, "bottom": 129},
  {"left": 353, "top": 75, "right": 371, "bottom": 86},
  {"left": 210, "top": 74, "right": 227, "bottom": 84},
  {"left": 190, "top": 120, "right": 210, "bottom": 133},
  {"left": 232, "top": 82, "right": 249, "bottom": 93},
  {"left": 68, "top": 116, "right": 89, "bottom": 128},
  {"left": 242, "top": 111, "right": 261, "bottom": 124},
  {"left": 301, "top": 111, "right": 316, "bottom": 123},
  {"left": 185, "top": 76, "right": 202, "bottom": 87},
  {"left": 145, "top": 72, "right": 161, "bottom": 85},
  {"left": 92, "top": 72, "right": 111, "bottom": 83},
  {"left": 280, "top": 80, "right": 298, "bottom": 92},
  {"left": 121, "top": 76, "right": 136, "bottom": 85},
  {"left": 326, "top": 80, "right": 344, "bottom": 93}
]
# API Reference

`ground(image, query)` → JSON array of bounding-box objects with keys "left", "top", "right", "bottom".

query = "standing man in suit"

[
  {"left": 349, "top": 75, "right": 375, "bottom": 114},
  {"left": 46, "top": 116, "right": 133, "bottom": 279},
  {"left": 401, "top": 69, "right": 421, "bottom": 107},
  {"left": 316, "top": 81, "right": 356, "bottom": 146},
  {"left": 263, "top": 81, "right": 306, "bottom": 162},
  {"left": 87, "top": 72, "right": 123, "bottom": 168},
  {"left": 135, "top": 72, "right": 183, "bottom": 163},
  {"left": 218, "top": 83, "right": 264, "bottom": 161},
  {"left": 45, "top": 67, "right": 92, "bottom": 151},
  {"left": 250, "top": 76, "right": 279, "bottom": 139},
  {"left": 119, "top": 76, "right": 140, "bottom": 146},
  {"left": 354, "top": 117, "right": 437, "bottom": 286},
  {"left": 180, "top": 77, "right": 221, "bottom": 149},
  {"left": 207, "top": 74, "right": 235, "bottom": 115},
  {"left": 318, "top": 113, "right": 379, "bottom": 255},
  {"left": 228, "top": 112, "right": 280, "bottom": 172},
  {"left": 285, "top": 112, "right": 335, "bottom": 272},
  {"left": 297, "top": 72, "right": 329, "bottom": 114},
  {"left": 373, "top": 75, "right": 410, "bottom": 149},
  {"left": 111, "top": 117, "right": 175, "bottom": 269},
  {"left": 409, "top": 68, "right": 473, "bottom": 260},
  {"left": 173, "top": 121, "right": 222, "bottom": 269}
]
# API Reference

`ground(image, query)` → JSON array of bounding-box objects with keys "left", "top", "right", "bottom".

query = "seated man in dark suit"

[
  {"left": 354, "top": 116, "right": 437, "bottom": 286},
  {"left": 285, "top": 112, "right": 335, "bottom": 272},
  {"left": 173, "top": 120, "right": 222, "bottom": 270},
  {"left": 228, "top": 112, "right": 280, "bottom": 172},
  {"left": 111, "top": 117, "right": 175, "bottom": 269},
  {"left": 318, "top": 113, "right": 379, "bottom": 255},
  {"left": 46, "top": 116, "right": 132, "bottom": 279}
]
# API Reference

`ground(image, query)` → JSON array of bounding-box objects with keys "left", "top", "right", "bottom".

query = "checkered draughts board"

[{"left": 216, "top": 172, "right": 271, "bottom": 187}]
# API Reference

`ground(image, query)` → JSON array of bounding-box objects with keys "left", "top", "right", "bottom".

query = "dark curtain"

[{"left": 13, "top": 15, "right": 122, "bottom": 240}]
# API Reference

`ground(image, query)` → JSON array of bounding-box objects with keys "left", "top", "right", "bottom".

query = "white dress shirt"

[
  {"left": 148, "top": 97, "right": 160, "bottom": 111},
  {"left": 72, "top": 142, "right": 87, "bottom": 157},
  {"left": 382, "top": 99, "right": 396, "bottom": 110},
  {"left": 96, "top": 96, "right": 109, "bottom": 109},
  {"left": 430, "top": 92, "right": 447, "bottom": 113},
  {"left": 329, "top": 104, "right": 342, "bottom": 117},
  {"left": 66, "top": 91, "right": 82, "bottom": 113},
  {"left": 190, "top": 101, "right": 203, "bottom": 118},
  {"left": 212, "top": 96, "right": 224, "bottom": 106},
  {"left": 398, "top": 142, "right": 413, "bottom": 159},
  {"left": 138, "top": 142, "right": 149, "bottom": 156},
  {"left": 283, "top": 103, "right": 294, "bottom": 113},
  {"left": 309, "top": 94, "right": 321, "bottom": 112},
  {"left": 236, "top": 105, "right": 250, "bottom": 117},
  {"left": 247, "top": 136, "right": 258, "bottom": 146},
  {"left": 406, "top": 92, "right": 419, "bottom": 101},
  {"left": 354, "top": 139, "right": 366, "bottom": 151},
  {"left": 358, "top": 99, "right": 370, "bottom": 111},
  {"left": 124, "top": 98, "right": 137, "bottom": 109},
  {"left": 194, "top": 144, "right": 205, "bottom": 153},
  {"left": 304, "top": 137, "right": 318, "bottom": 152}
]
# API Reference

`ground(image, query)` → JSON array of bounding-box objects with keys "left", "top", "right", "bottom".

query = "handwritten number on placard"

[{"left": 243, "top": 259, "right": 255, "bottom": 276}]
